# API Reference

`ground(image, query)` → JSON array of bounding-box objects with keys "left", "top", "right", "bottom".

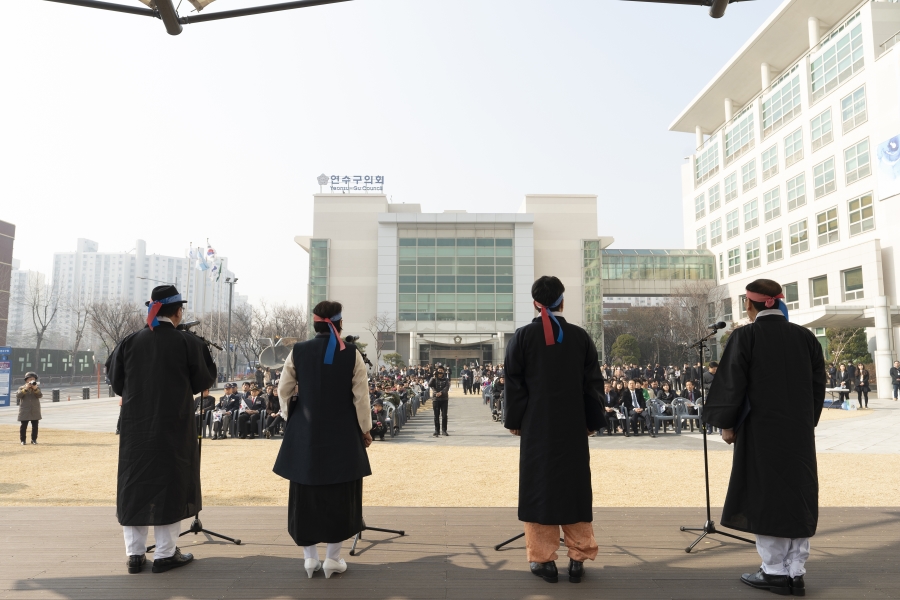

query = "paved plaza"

[{"left": 3, "top": 386, "right": 899, "bottom": 453}]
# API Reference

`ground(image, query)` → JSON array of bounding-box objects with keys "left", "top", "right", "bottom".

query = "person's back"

[
  {"left": 703, "top": 279, "right": 825, "bottom": 597},
  {"left": 504, "top": 275, "right": 604, "bottom": 584}
]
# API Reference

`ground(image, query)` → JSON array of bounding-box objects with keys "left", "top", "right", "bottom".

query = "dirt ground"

[{"left": 0, "top": 414, "right": 894, "bottom": 508}]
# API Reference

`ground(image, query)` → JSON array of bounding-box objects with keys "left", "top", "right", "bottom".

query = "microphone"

[{"left": 707, "top": 321, "right": 727, "bottom": 331}]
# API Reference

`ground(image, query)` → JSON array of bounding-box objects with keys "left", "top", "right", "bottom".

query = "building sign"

[
  {"left": 317, "top": 173, "right": 385, "bottom": 192},
  {"left": 0, "top": 347, "right": 10, "bottom": 408}
]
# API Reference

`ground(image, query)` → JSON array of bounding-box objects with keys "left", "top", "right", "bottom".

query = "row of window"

[
  {"left": 694, "top": 12, "right": 866, "bottom": 188},
  {"left": 717, "top": 268, "right": 864, "bottom": 324},
  {"left": 707, "top": 193, "right": 874, "bottom": 279}
]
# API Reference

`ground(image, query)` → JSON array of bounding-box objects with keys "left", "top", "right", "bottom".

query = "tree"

[
  {"left": 383, "top": 352, "right": 405, "bottom": 368},
  {"left": 610, "top": 334, "right": 641, "bottom": 365},
  {"left": 363, "top": 312, "right": 397, "bottom": 366},
  {"left": 826, "top": 328, "right": 871, "bottom": 366},
  {"left": 88, "top": 300, "right": 145, "bottom": 360},
  {"left": 21, "top": 278, "right": 61, "bottom": 353},
  {"left": 65, "top": 295, "right": 90, "bottom": 382}
]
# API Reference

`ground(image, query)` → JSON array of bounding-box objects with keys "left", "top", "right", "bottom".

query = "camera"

[{"left": 344, "top": 335, "right": 360, "bottom": 343}]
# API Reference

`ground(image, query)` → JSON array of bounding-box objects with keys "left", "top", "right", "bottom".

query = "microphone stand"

[
  {"left": 147, "top": 397, "right": 241, "bottom": 552},
  {"left": 679, "top": 326, "right": 754, "bottom": 553}
]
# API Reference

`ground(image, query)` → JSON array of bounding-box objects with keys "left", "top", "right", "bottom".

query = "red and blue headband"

[
  {"left": 745, "top": 290, "right": 789, "bottom": 320},
  {"left": 146, "top": 294, "right": 183, "bottom": 330},
  {"left": 314, "top": 313, "right": 346, "bottom": 364},
  {"left": 534, "top": 294, "right": 564, "bottom": 346}
]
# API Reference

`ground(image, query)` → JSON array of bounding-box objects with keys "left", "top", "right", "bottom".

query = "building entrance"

[{"left": 429, "top": 345, "right": 482, "bottom": 378}]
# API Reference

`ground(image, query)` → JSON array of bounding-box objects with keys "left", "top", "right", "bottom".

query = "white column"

[
  {"left": 761, "top": 63, "right": 771, "bottom": 89},
  {"left": 695, "top": 126, "right": 704, "bottom": 150},
  {"left": 496, "top": 332, "right": 506, "bottom": 364},
  {"left": 808, "top": 17, "right": 820, "bottom": 49},
  {"left": 873, "top": 296, "right": 894, "bottom": 398},
  {"left": 724, "top": 98, "right": 734, "bottom": 122},
  {"left": 409, "top": 334, "right": 418, "bottom": 367}
]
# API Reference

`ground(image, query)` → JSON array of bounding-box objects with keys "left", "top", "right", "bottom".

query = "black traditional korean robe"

[
  {"left": 108, "top": 322, "right": 217, "bottom": 526},
  {"left": 505, "top": 316, "right": 605, "bottom": 525},
  {"left": 703, "top": 314, "right": 826, "bottom": 539}
]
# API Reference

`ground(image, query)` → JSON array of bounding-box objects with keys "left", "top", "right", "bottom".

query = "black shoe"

[
  {"left": 31, "top": 440, "right": 37, "bottom": 445},
  {"left": 791, "top": 575, "right": 806, "bottom": 597},
  {"left": 529, "top": 561, "right": 558, "bottom": 583},
  {"left": 740, "top": 569, "right": 791, "bottom": 595},
  {"left": 442, "top": 431, "right": 449, "bottom": 436},
  {"left": 568, "top": 559, "right": 584, "bottom": 583},
  {"left": 127, "top": 554, "right": 146, "bottom": 574},
  {"left": 432, "top": 432, "right": 440, "bottom": 438},
  {"left": 151, "top": 548, "right": 194, "bottom": 573},
  {"left": 20, "top": 441, "right": 25, "bottom": 445},
  {"left": 379, "top": 436, "right": 385, "bottom": 441}
]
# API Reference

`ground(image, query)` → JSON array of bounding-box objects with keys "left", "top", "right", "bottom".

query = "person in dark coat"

[
  {"left": 273, "top": 300, "right": 372, "bottom": 579},
  {"left": 703, "top": 279, "right": 825, "bottom": 597},
  {"left": 855, "top": 363, "right": 870, "bottom": 409},
  {"left": 16, "top": 372, "right": 42, "bottom": 445},
  {"left": 107, "top": 285, "right": 217, "bottom": 575},
  {"left": 505, "top": 276, "right": 605, "bottom": 584}
]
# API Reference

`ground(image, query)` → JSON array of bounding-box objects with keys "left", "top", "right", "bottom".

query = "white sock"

[
  {"left": 303, "top": 545, "right": 319, "bottom": 561},
  {"left": 326, "top": 542, "right": 342, "bottom": 561}
]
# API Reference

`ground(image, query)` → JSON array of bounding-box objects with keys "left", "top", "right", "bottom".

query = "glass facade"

[
  {"left": 398, "top": 233, "right": 514, "bottom": 322},
  {"left": 308, "top": 239, "right": 329, "bottom": 334},
  {"left": 583, "top": 240, "right": 603, "bottom": 332},
  {"left": 601, "top": 249, "right": 716, "bottom": 281}
]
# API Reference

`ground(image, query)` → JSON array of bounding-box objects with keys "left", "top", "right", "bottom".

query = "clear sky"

[{"left": 2, "top": 0, "right": 780, "bottom": 306}]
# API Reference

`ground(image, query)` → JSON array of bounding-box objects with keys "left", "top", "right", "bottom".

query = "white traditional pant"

[
  {"left": 756, "top": 535, "right": 810, "bottom": 577},
  {"left": 303, "top": 542, "right": 343, "bottom": 562},
  {"left": 123, "top": 521, "right": 183, "bottom": 560}
]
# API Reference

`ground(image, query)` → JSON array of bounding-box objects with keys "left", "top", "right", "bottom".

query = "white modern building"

[
  {"left": 672, "top": 0, "right": 900, "bottom": 395},
  {"left": 6, "top": 260, "right": 48, "bottom": 347},
  {"left": 50, "top": 239, "right": 240, "bottom": 345}
]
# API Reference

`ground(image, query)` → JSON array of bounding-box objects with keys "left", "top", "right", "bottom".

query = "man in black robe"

[
  {"left": 505, "top": 276, "right": 605, "bottom": 584},
  {"left": 107, "top": 285, "right": 217, "bottom": 575},
  {"left": 703, "top": 279, "right": 825, "bottom": 597}
]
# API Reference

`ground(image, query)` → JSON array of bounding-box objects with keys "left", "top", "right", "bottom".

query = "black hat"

[
  {"left": 145, "top": 285, "right": 188, "bottom": 307},
  {"left": 24, "top": 372, "right": 38, "bottom": 381},
  {"left": 373, "top": 399, "right": 384, "bottom": 406}
]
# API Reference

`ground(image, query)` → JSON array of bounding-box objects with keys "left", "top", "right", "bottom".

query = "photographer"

[
  {"left": 17, "top": 372, "right": 42, "bottom": 445},
  {"left": 107, "top": 285, "right": 217, "bottom": 575},
  {"left": 428, "top": 366, "right": 451, "bottom": 437}
]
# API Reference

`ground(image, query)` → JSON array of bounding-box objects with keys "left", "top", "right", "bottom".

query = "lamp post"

[{"left": 224, "top": 277, "right": 238, "bottom": 382}]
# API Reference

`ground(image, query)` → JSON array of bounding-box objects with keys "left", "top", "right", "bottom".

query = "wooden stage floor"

[{"left": 2, "top": 506, "right": 898, "bottom": 599}]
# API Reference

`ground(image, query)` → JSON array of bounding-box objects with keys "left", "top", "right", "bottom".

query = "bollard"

[
  {"left": 82, "top": 387, "right": 90, "bottom": 400},
  {"left": 52, "top": 389, "right": 60, "bottom": 402}
]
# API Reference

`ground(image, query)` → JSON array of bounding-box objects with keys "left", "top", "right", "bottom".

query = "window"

[
  {"left": 719, "top": 253, "right": 724, "bottom": 280},
  {"left": 725, "top": 110, "right": 755, "bottom": 166},
  {"left": 848, "top": 192, "right": 875, "bottom": 236},
  {"left": 811, "top": 109, "right": 833, "bottom": 152},
  {"left": 695, "top": 193, "right": 706, "bottom": 220},
  {"left": 766, "top": 230, "right": 783, "bottom": 263},
  {"left": 761, "top": 145, "right": 779, "bottom": 180},
  {"left": 743, "top": 198, "right": 759, "bottom": 230},
  {"left": 786, "top": 173, "right": 807, "bottom": 211},
  {"left": 816, "top": 207, "right": 839, "bottom": 246},
  {"left": 842, "top": 267, "right": 865, "bottom": 301},
  {"left": 696, "top": 226, "right": 707, "bottom": 250},
  {"left": 742, "top": 159, "right": 757, "bottom": 192},
  {"left": 784, "top": 282, "right": 799, "bottom": 310},
  {"left": 844, "top": 139, "right": 871, "bottom": 184},
  {"left": 841, "top": 86, "right": 868, "bottom": 133},
  {"left": 708, "top": 183, "right": 721, "bottom": 213},
  {"left": 724, "top": 172, "right": 738, "bottom": 203},
  {"left": 811, "top": 276, "right": 829, "bottom": 306},
  {"left": 790, "top": 219, "right": 809, "bottom": 255},
  {"left": 813, "top": 157, "right": 836, "bottom": 199},
  {"left": 726, "top": 209, "right": 740, "bottom": 239},
  {"left": 378, "top": 331, "right": 396, "bottom": 351},
  {"left": 784, "top": 128, "right": 804, "bottom": 167},
  {"left": 707, "top": 302, "right": 716, "bottom": 322},
  {"left": 762, "top": 73, "right": 802, "bottom": 138},
  {"left": 723, "top": 297, "right": 733, "bottom": 321},
  {"left": 739, "top": 294, "right": 748, "bottom": 318},
  {"left": 728, "top": 247, "right": 741, "bottom": 275},
  {"left": 710, "top": 218, "right": 723, "bottom": 246},
  {"left": 695, "top": 142, "right": 720, "bottom": 186},
  {"left": 745, "top": 239, "right": 761, "bottom": 270},
  {"left": 763, "top": 187, "right": 781, "bottom": 221},
  {"left": 810, "top": 19, "right": 864, "bottom": 104}
]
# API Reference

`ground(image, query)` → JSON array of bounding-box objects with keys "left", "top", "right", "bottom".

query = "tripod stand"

[
  {"left": 147, "top": 404, "right": 242, "bottom": 552},
  {"left": 679, "top": 325, "right": 754, "bottom": 554},
  {"left": 348, "top": 520, "right": 405, "bottom": 556},
  {"left": 495, "top": 532, "right": 563, "bottom": 551}
]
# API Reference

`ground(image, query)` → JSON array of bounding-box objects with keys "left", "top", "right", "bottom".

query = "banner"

[{"left": 0, "top": 347, "right": 11, "bottom": 408}]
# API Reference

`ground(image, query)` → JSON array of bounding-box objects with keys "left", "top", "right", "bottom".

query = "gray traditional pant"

[{"left": 756, "top": 535, "right": 810, "bottom": 577}]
